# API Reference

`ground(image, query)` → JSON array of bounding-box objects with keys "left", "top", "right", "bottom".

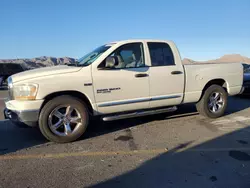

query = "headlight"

[{"left": 12, "top": 83, "right": 38, "bottom": 100}]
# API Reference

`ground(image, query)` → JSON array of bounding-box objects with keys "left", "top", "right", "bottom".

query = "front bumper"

[
  {"left": 4, "top": 99, "right": 44, "bottom": 127},
  {"left": 4, "top": 108, "right": 39, "bottom": 127}
]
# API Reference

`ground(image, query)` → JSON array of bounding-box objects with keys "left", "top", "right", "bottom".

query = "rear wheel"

[
  {"left": 196, "top": 85, "right": 228, "bottom": 118},
  {"left": 39, "top": 95, "right": 89, "bottom": 143}
]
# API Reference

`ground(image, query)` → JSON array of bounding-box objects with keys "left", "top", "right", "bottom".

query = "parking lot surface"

[{"left": 0, "top": 89, "right": 250, "bottom": 188}]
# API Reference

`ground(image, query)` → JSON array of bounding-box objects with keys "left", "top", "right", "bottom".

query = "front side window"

[
  {"left": 100, "top": 43, "right": 145, "bottom": 69},
  {"left": 148, "top": 42, "right": 175, "bottom": 66}
]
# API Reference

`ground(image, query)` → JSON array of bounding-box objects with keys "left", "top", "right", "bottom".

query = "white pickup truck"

[{"left": 4, "top": 39, "right": 244, "bottom": 143}]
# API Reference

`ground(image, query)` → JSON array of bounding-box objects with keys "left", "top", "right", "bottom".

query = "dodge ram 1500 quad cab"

[{"left": 4, "top": 39, "right": 244, "bottom": 143}]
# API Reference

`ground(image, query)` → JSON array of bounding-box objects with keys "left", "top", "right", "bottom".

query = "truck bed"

[{"left": 183, "top": 62, "right": 243, "bottom": 103}]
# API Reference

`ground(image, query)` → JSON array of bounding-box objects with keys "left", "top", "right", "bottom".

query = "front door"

[{"left": 92, "top": 42, "right": 150, "bottom": 114}]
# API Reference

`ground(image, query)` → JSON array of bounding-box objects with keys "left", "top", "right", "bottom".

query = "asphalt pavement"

[{"left": 0, "top": 89, "right": 250, "bottom": 188}]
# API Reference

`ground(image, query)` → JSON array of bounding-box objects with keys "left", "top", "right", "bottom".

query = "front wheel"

[
  {"left": 39, "top": 95, "right": 89, "bottom": 143},
  {"left": 196, "top": 85, "right": 228, "bottom": 118}
]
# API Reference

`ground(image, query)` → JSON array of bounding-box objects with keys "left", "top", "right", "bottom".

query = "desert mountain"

[
  {"left": 183, "top": 54, "right": 250, "bottom": 65},
  {"left": 0, "top": 56, "right": 76, "bottom": 70}
]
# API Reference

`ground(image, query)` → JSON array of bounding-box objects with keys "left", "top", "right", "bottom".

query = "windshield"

[{"left": 77, "top": 45, "right": 112, "bottom": 66}]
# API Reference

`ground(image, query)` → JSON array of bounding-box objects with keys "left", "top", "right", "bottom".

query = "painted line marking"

[
  {"left": 0, "top": 149, "right": 168, "bottom": 160},
  {"left": 1, "top": 147, "right": 250, "bottom": 160}
]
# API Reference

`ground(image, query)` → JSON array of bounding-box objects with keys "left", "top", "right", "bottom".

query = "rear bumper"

[{"left": 4, "top": 108, "right": 39, "bottom": 127}]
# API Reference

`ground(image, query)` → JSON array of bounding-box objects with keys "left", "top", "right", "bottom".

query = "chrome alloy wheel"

[
  {"left": 208, "top": 92, "right": 224, "bottom": 113},
  {"left": 48, "top": 105, "right": 83, "bottom": 137}
]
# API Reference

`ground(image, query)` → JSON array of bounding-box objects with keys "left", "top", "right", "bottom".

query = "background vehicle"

[
  {"left": 4, "top": 39, "right": 244, "bottom": 143},
  {"left": 242, "top": 73, "right": 250, "bottom": 95},
  {"left": 243, "top": 63, "right": 250, "bottom": 73},
  {"left": 0, "top": 63, "right": 25, "bottom": 88},
  {"left": 238, "top": 63, "right": 250, "bottom": 95}
]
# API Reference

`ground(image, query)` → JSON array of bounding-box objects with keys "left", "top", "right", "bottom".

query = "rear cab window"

[{"left": 147, "top": 42, "right": 175, "bottom": 66}]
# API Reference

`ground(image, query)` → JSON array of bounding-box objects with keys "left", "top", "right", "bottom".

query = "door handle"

[
  {"left": 171, "top": 71, "right": 183, "bottom": 75},
  {"left": 135, "top": 73, "right": 148, "bottom": 78}
]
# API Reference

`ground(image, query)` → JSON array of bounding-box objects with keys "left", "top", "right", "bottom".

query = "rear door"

[{"left": 147, "top": 42, "right": 185, "bottom": 108}]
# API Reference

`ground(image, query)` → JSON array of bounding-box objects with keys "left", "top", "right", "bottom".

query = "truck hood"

[{"left": 11, "top": 65, "right": 82, "bottom": 83}]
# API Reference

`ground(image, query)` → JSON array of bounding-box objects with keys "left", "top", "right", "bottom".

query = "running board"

[{"left": 102, "top": 106, "right": 177, "bottom": 121}]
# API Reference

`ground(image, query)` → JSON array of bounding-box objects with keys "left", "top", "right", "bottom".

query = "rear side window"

[{"left": 148, "top": 42, "right": 175, "bottom": 66}]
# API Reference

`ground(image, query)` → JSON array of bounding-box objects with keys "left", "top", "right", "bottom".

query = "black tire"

[
  {"left": 39, "top": 95, "right": 89, "bottom": 143},
  {"left": 196, "top": 85, "right": 228, "bottom": 118}
]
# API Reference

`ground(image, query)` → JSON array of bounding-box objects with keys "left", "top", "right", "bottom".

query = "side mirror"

[{"left": 105, "top": 56, "right": 119, "bottom": 68}]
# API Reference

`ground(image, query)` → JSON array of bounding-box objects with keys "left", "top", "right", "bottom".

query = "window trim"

[
  {"left": 147, "top": 42, "right": 176, "bottom": 67},
  {"left": 97, "top": 42, "right": 147, "bottom": 70}
]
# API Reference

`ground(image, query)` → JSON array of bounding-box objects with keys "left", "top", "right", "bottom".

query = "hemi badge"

[{"left": 84, "top": 83, "right": 92, "bottom": 86}]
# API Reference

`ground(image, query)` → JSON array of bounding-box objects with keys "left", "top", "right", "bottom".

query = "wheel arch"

[
  {"left": 199, "top": 79, "right": 227, "bottom": 101},
  {"left": 40, "top": 90, "right": 95, "bottom": 116}
]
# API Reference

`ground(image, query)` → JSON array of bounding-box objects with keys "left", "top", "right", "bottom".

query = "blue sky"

[{"left": 1, "top": 0, "right": 249, "bottom": 60}]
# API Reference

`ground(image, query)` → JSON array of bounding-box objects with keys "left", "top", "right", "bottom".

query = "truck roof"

[{"left": 107, "top": 39, "right": 173, "bottom": 45}]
